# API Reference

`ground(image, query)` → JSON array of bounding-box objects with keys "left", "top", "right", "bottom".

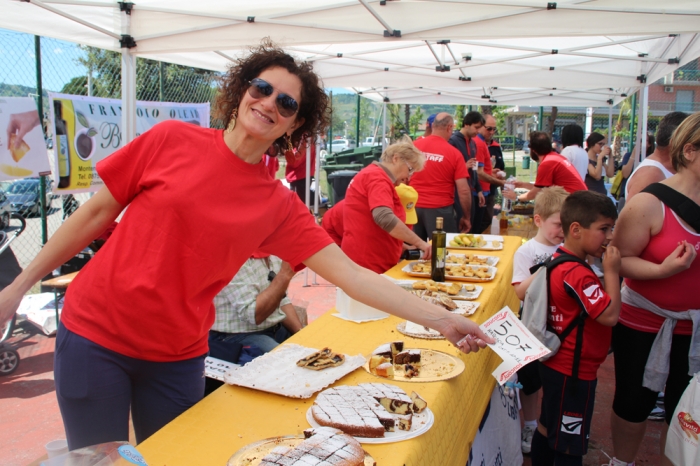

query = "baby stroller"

[{"left": 0, "top": 213, "right": 26, "bottom": 376}]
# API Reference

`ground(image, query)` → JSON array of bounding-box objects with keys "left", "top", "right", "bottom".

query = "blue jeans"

[
  {"left": 209, "top": 324, "right": 292, "bottom": 355},
  {"left": 54, "top": 324, "right": 206, "bottom": 450}
]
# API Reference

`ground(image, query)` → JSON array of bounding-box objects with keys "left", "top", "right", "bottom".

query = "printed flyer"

[
  {"left": 480, "top": 306, "right": 551, "bottom": 385},
  {"left": 49, "top": 93, "right": 210, "bottom": 194},
  {"left": 0, "top": 97, "right": 51, "bottom": 181}
]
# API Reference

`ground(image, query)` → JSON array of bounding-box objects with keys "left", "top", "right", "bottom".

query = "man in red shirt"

[
  {"left": 411, "top": 113, "right": 472, "bottom": 239},
  {"left": 285, "top": 138, "right": 316, "bottom": 204},
  {"left": 514, "top": 132, "right": 587, "bottom": 202},
  {"left": 477, "top": 115, "right": 507, "bottom": 230}
]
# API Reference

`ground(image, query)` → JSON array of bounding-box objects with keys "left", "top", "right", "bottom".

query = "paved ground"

[{"left": 0, "top": 271, "right": 664, "bottom": 466}]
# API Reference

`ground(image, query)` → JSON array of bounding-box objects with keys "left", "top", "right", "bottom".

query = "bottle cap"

[{"left": 436, "top": 217, "right": 443, "bottom": 229}]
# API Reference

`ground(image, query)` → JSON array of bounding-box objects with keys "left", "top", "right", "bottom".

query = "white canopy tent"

[{"left": 1, "top": 1, "right": 700, "bottom": 112}]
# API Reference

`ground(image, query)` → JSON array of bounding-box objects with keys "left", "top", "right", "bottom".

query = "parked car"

[
  {"left": 329, "top": 139, "right": 351, "bottom": 152},
  {"left": 5, "top": 177, "right": 56, "bottom": 217},
  {"left": 359, "top": 136, "right": 389, "bottom": 147},
  {"left": 0, "top": 189, "right": 11, "bottom": 229}
]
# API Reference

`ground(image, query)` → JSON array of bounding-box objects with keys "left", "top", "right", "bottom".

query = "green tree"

[{"left": 408, "top": 106, "right": 425, "bottom": 137}]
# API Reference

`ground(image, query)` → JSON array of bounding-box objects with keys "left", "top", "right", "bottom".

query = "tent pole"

[
  {"left": 329, "top": 91, "right": 333, "bottom": 154},
  {"left": 305, "top": 136, "right": 311, "bottom": 210},
  {"left": 34, "top": 35, "right": 48, "bottom": 245},
  {"left": 585, "top": 107, "right": 593, "bottom": 139},
  {"left": 356, "top": 94, "right": 361, "bottom": 148},
  {"left": 382, "top": 102, "right": 387, "bottom": 151},
  {"left": 538, "top": 107, "right": 543, "bottom": 131},
  {"left": 121, "top": 9, "right": 136, "bottom": 145},
  {"left": 608, "top": 105, "right": 613, "bottom": 143},
  {"left": 629, "top": 92, "right": 638, "bottom": 165},
  {"left": 639, "top": 86, "right": 649, "bottom": 164}
]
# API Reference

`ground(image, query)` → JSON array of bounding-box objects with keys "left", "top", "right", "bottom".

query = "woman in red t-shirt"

[
  {"left": 609, "top": 113, "right": 700, "bottom": 465},
  {"left": 285, "top": 138, "right": 316, "bottom": 204},
  {"left": 342, "top": 139, "right": 432, "bottom": 273},
  {"left": 0, "top": 40, "right": 493, "bottom": 451}
]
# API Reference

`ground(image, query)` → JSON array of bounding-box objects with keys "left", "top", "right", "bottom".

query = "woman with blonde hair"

[
  {"left": 341, "top": 137, "right": 431, "bottom": 273},
  {"left": 609, "top": 112, "right": 700, "bottom": 466}
]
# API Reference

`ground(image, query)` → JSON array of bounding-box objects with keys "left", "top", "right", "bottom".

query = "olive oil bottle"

[
  {"left": 431, "top": 217, "right": 446, "bottom": 282},
  {"left": 54, "top": 100, "right": 71, "bottom": 188}
]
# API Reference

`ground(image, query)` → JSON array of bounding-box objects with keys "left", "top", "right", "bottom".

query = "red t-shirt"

[
  {"left": 543, "top": 247, "right": 612, "bottom": 380},
  {"left": 322, "top": 200, "right": 345, "bottom": 247},
  {"left": 262, "top": 154, "right": 279, "bottom": 180},
  {"left": 341, "top": 164, "right": 405, "bottom": 273},
  {"left": 620, "top": 205, "right": 699, "bottom": 335},
  {"left": 475, "top": 137, "right": 493, "bottom": 193},
  {"left": 411, "top": 135, "right": 470, "bottom": 208},
  {"left": 61, "top": 120, "right": 333, "bottom": 362},
  {"left": 285, "top": 145, "right": 316, "bottom": 183},
  {"left": 535, "top": 153, "right": 587, "bottom": 193}
]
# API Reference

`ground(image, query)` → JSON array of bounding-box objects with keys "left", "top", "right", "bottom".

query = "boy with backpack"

[
  {"left": 530, "top": 190, "right": 621, "bottom": 466},
  {"left": 511, "top": 186, "right": 569, "bottom": 454}
]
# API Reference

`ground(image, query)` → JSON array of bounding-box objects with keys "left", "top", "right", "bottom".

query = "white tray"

[
  {"left": 446, "top": 233, "right": 504, "bottom": 250},
  {"left": 400, "top": 283, "right": 483, "bottom": 301},
  {"left": 224, "top": 344, "right": 366, "bottom": 398},
  {"left": 402, "top": 262, "right": 497, "bottom": 282},
  {"left": 305, "top": 406, "right": 434, "bottom": 444}
]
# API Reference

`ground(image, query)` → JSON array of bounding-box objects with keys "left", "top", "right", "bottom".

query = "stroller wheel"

[{"left": 0, "top": 348, "right": 19, "bottom": 376}]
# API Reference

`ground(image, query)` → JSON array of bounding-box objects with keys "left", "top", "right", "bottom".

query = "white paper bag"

[{"left": 666, "top": 372, "right": 700, "bottom": 466}]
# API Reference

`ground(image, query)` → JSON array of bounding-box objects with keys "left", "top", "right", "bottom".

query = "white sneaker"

[{"left": 522, "top": 425, "right": 536, "bottom": 454}]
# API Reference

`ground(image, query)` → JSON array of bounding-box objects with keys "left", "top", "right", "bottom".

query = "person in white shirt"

[
  {"left": 510, "top": 186, "right": 569, "bottom": 455},
  {"left": 560, "top": 124, "right": 588, "bottom": 181}
]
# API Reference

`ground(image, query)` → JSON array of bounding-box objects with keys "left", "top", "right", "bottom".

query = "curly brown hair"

[{"left": 215, "top": 38, "right": 329, "bottom": 148}]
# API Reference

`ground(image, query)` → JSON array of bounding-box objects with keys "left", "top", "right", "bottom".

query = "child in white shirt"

[{"left": 511, "top": 186, "right": 569, "bottom": 454}]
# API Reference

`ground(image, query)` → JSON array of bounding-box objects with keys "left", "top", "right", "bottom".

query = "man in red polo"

[
  {"left": 411, "top": 113, "right": 472, "bottom": 239},
  {"left": 514, "top": 131, "right": 587, "bottom": 202}
]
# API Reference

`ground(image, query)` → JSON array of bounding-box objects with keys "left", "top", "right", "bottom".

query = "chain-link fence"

[{"left": 0, "top": 29, "right": 221, "bottom": 272}]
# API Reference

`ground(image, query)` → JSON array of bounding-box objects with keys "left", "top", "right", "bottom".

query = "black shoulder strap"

[
  {"left": 544, "top": 248, "right": 592, "bottom": 382},
  {"left": 642, "top": 183, "right": 700, "bottom": 232}
]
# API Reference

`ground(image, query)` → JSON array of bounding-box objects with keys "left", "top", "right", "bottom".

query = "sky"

[{"left": 0, "top": 28, "right": 355, "bottom": 96}]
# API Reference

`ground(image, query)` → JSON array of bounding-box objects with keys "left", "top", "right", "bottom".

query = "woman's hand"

[
  {"left": 437, "top": 314, "right": 495, "bottom": 353},
  {"left": 660, "top": 240, "right": 697, "bottom": 277},
  {"left": 0, "top": 283, "right": 25, "bottom": 330},
  {"left": 6, "top": 110, "right": 41, "bottom": 150},
  {"left": 416, "top": 240, "right": 431, "bottom": 261}
]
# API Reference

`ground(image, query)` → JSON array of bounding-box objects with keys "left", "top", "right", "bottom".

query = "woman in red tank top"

[{"left": 608, "top": 113, "right": 700, "bottom": 466}]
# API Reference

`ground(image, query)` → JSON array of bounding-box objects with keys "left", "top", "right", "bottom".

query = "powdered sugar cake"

[
  {"left": 311, "top": 383, "right": 424, "bottom": 438},
  {"left": 258, "top": 427, "right": 365, "bottom": 466}
]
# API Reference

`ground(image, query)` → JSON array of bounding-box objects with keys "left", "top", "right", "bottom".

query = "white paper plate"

[
  {"left": 446, "top": 233, "right": 504, "bottom": 250},
  {"left": 305, "top": 406, "right": 434, "bottom": 444},
  {"left": 224, "top": 344, "right": 366, "bottom": 398}
]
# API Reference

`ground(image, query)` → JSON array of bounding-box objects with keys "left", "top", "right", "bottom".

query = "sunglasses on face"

[
  {"left": 484, "top": 126, "right": 496, "bottom": 132},
  {"left": 248, "top": 78, "right": 299, "bottom": 118}
]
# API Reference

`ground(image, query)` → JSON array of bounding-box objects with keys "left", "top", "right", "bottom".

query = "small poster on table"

[{"left": 480, "top": 306, "right": 551, "bottom": 385}]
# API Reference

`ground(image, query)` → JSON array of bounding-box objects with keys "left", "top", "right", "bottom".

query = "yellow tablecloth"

[{"left": 137, "top": 237, "right": 522, "bottom": 466}]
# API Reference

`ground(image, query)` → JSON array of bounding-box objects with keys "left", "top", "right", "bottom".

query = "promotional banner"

[
  {"left": 49, "top": 93, "right": 210, "bottom": 194},
  {"left": 468, "top": 384, "right": 523, "bottom": 466},
  {"left": 480, "top": 306, "right": 551, "bottom": 385},
  {"left": 0, "top": 97, "right": 51, "bottom": 181}
]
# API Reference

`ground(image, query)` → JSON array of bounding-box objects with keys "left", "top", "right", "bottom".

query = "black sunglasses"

[{"left": 248, "top": 78, "right": 299, "bottom": 118}]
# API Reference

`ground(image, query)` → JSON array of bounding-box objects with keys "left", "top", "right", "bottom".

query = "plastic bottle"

[
  {"left": 491, "top": 215, "right": 500, "bottom": 235},
  {"left": 503, "top": 176, "right": 516, "bottom": 212}
]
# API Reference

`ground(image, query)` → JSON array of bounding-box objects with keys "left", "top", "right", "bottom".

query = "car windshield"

[{"left": 6, "top": 180, "right": 39, "bottom": 194}]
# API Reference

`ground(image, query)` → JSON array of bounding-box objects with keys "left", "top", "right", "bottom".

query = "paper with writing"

[{"left": 480, "top": 306, "right": 551, "bottom": 385}]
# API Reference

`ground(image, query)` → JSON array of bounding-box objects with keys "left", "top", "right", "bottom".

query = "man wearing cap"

[
  {"left": 419, "top": 114, "right": 437, "bottom": 139},
  {"left": 477, "top": 115, "right": 507, "bottom": 231},
  {"left": 449, "top": 111, "right": 487, "bottom": 232},
  {"left": 411, "top": 113, "right": 472, "bottom": 239}
]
